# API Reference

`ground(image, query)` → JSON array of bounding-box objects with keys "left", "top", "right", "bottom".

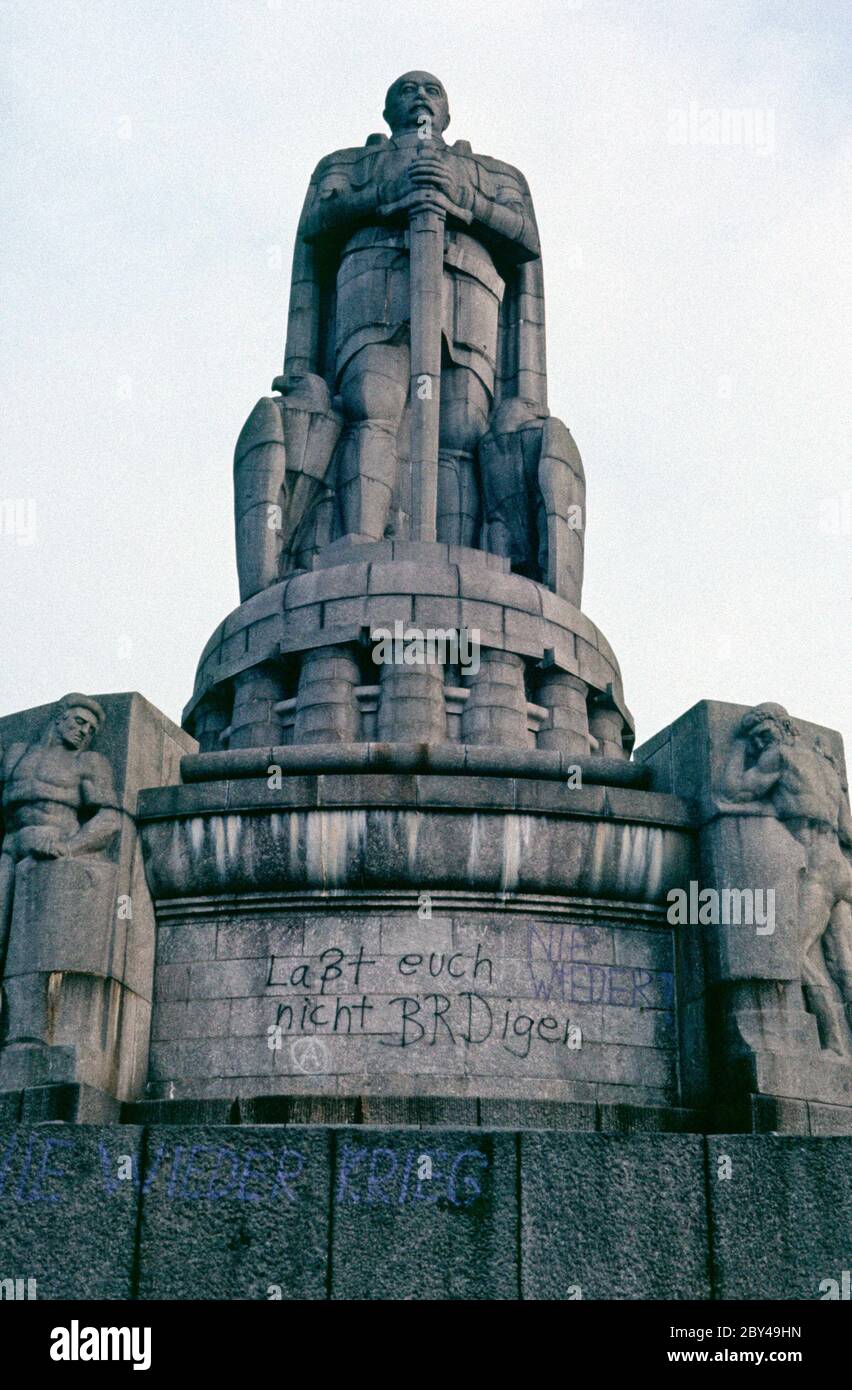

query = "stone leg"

[
  {"left": 0, "top": 857, "right": 124, "bottom": 1093},
  {"left": 537, "top": 415, "right": 586, "bottom": 605},
  {"left": 437, "top": 450, "right": 479, "bottom": 545},
  {"left": 229, "top": 664, "right": 288, "bottom": 750},
  {"left": 800, "top": 876, "right": 851, "bottom": 1056},
  {"left": 293, "top": 645, "right": 360, "bottom": 744},
  {"left": 337, "top": 344, "right": 409, "bottom": 541},
  {"left": 436, "top": 366, "right": 488, "bottom": 545},
  {"left": 824, "top": 901, "right": 852, "bottom": 1010},
  {"left": 477, "top": 404, "right": 544, "bottom": 572}
]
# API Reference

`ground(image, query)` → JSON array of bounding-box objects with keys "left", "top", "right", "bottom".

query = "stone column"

[
  {"left": 193, "top": 692, "right": 232, "bottom": 754},
  {"left": 461, "top": 651, "right": 529, "bottom": 747},
  {"left": 293, "top": 645, "right": 360, "bottom": 744},
  {"left": 536, "top": 670, "right": 590, "bottom": 755},
  {"left": 589, "top": 692, "right": 627, "bottom": 759},
  {"left": 377, "top": 663, "right": 447, "bottom": 743},
  {"left": 229, "top": 663, "right": 288, "bottom": 750}
]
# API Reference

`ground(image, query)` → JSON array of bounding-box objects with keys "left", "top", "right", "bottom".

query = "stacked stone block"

[
  {"left": 2, "top": 1121, "right": 848, "bottom": 1299},
  {"left": 376, "top": 663, "right": 447, "bottom": 742},
  {"left": 293, "top": 645, "right": 360, "bottom": 744},
  {"left": 461, "top": 651, "right": 530, "bottom": 748},
  {"left": 537, "top": 669, "right": 590, "bottom": 755},
  {"left": 229, "top": 664, "right": 287, "bottom": 750},
  {"left": 182, "top": 543, "right": 633, "bottom": 762}
]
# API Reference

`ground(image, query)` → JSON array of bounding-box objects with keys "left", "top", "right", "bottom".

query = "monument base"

[
  {"left": 137, "top": 769, "right": 694, "bottom": 1109},
  {"left": 1, "top": 1119, "right": 849, "bottom": 1299}
]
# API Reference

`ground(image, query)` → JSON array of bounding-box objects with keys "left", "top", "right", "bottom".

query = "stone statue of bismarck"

[{"left": 234, "top": 71, "right": 585, "bottom": 601}]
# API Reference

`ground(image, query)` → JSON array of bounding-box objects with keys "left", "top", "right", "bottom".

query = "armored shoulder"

[
  {"left": 311, "top": 141, "right": 385, "bottom": 182},
  {"left": 470, "top": 151, "right": 532, "bottom": 191}
]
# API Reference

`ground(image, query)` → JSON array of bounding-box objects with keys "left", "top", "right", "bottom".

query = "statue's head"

[
  {"left": 53, "top": 693, "right": 105, "bottom": 751},
  {"left": 737, "top": 702, "right": 798, "bottom": 754},
  {"left": 384, "top": 71, "right": 449, "bottom": 137}
]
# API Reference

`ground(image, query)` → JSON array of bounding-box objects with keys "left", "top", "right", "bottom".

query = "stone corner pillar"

[{"left": 635, "top": 698, "right": 852, "bottom": 1130}]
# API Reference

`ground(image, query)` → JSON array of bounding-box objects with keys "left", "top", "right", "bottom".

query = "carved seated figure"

[{"left": 0, "top": 694, "right": 121, "bottom": 982}]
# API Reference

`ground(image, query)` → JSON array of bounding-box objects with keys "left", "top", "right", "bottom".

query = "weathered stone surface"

[
  {"left": 139, "top": 790, "right": 693, "bottom": 919},
  {"left": 140, "top": 869, "right": 682, "bottom": 1116},
  {"left": 331, "top": 1129, "right": 517, "bottom": 1299},
  {"left": 0, "top": 693, "right": 195, "bottom": 1101},
  {"left": 368, "top": 560, "right": 459, "bottom": 596},
  {"left": 0, "top": 1090, "right": 21, "bottom": 1121},
  {"left": 230, "top": 664, "right": 287, "bottom": 749},
  {"left": 0, "top": 1124, "right": 142, "bottom": 1298},
  {"left": 136, "top": 1125, "right": 331, "bottom": 1300},
  {"left": 746, "top": 1050, "right": 852, "bottom": 1107},
  {"left": 2, "top": 1120, "right": 851, "bottom": 1298},
  {"left": 636, "top": 699, "right": 852, "bottom": 1122},
  {"left": 175, "top": 742, "right": 653, "bottom": 787},
  {"left": 596, "top": 1103, "right": 697, "bottom": 1133},
  {"left": 185, "top": 565, "right": 629, "bottom": 750},
  {"left": 294, "top": 643, "right": 359, "bottom": 745},
  {"left": 121, "top": 1098, "right": 236, "bottom": 1125},
  {"left": 520, "top": 1133, "right": 709, "bottom": 1299},
  {"left": 807, "top": 1102, "right": 852, "bottom": 1135},
  {"left": 359, "top": 1095, "right": 478, "bottom": 1127},
  {"left": 707, "top": 1136, "right": 852, "bottom": 1299},
  {"left": 20, "top": 1083, "right": 120, "bottom": 1124},
  {"left": 286, "top": 1095, "right": 359, "bottom": 1125},
  {"left": 480, "top": 1098, "right": 595, "bottom": 1130}
]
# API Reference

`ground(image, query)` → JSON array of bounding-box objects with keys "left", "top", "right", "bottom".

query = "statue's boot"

[
  {"left": 437, "top": 448, "right": 479, "bottom": 547},
  {"left": 337, "top": 422, "right": 398, "bottom": 541}
]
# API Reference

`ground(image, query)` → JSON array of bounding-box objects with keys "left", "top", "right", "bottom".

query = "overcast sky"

[{"left": 1, "top": 0, "right": 850, "bottom": 754}]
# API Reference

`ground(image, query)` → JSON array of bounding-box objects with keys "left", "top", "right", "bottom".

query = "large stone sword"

[{"left": 381, "top": 159, "right": 473, "bottom": 543}]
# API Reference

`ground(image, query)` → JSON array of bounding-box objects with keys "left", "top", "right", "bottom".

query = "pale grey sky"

[{"left": 2, "top": 0, "right": 850, "bottom": 752}]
